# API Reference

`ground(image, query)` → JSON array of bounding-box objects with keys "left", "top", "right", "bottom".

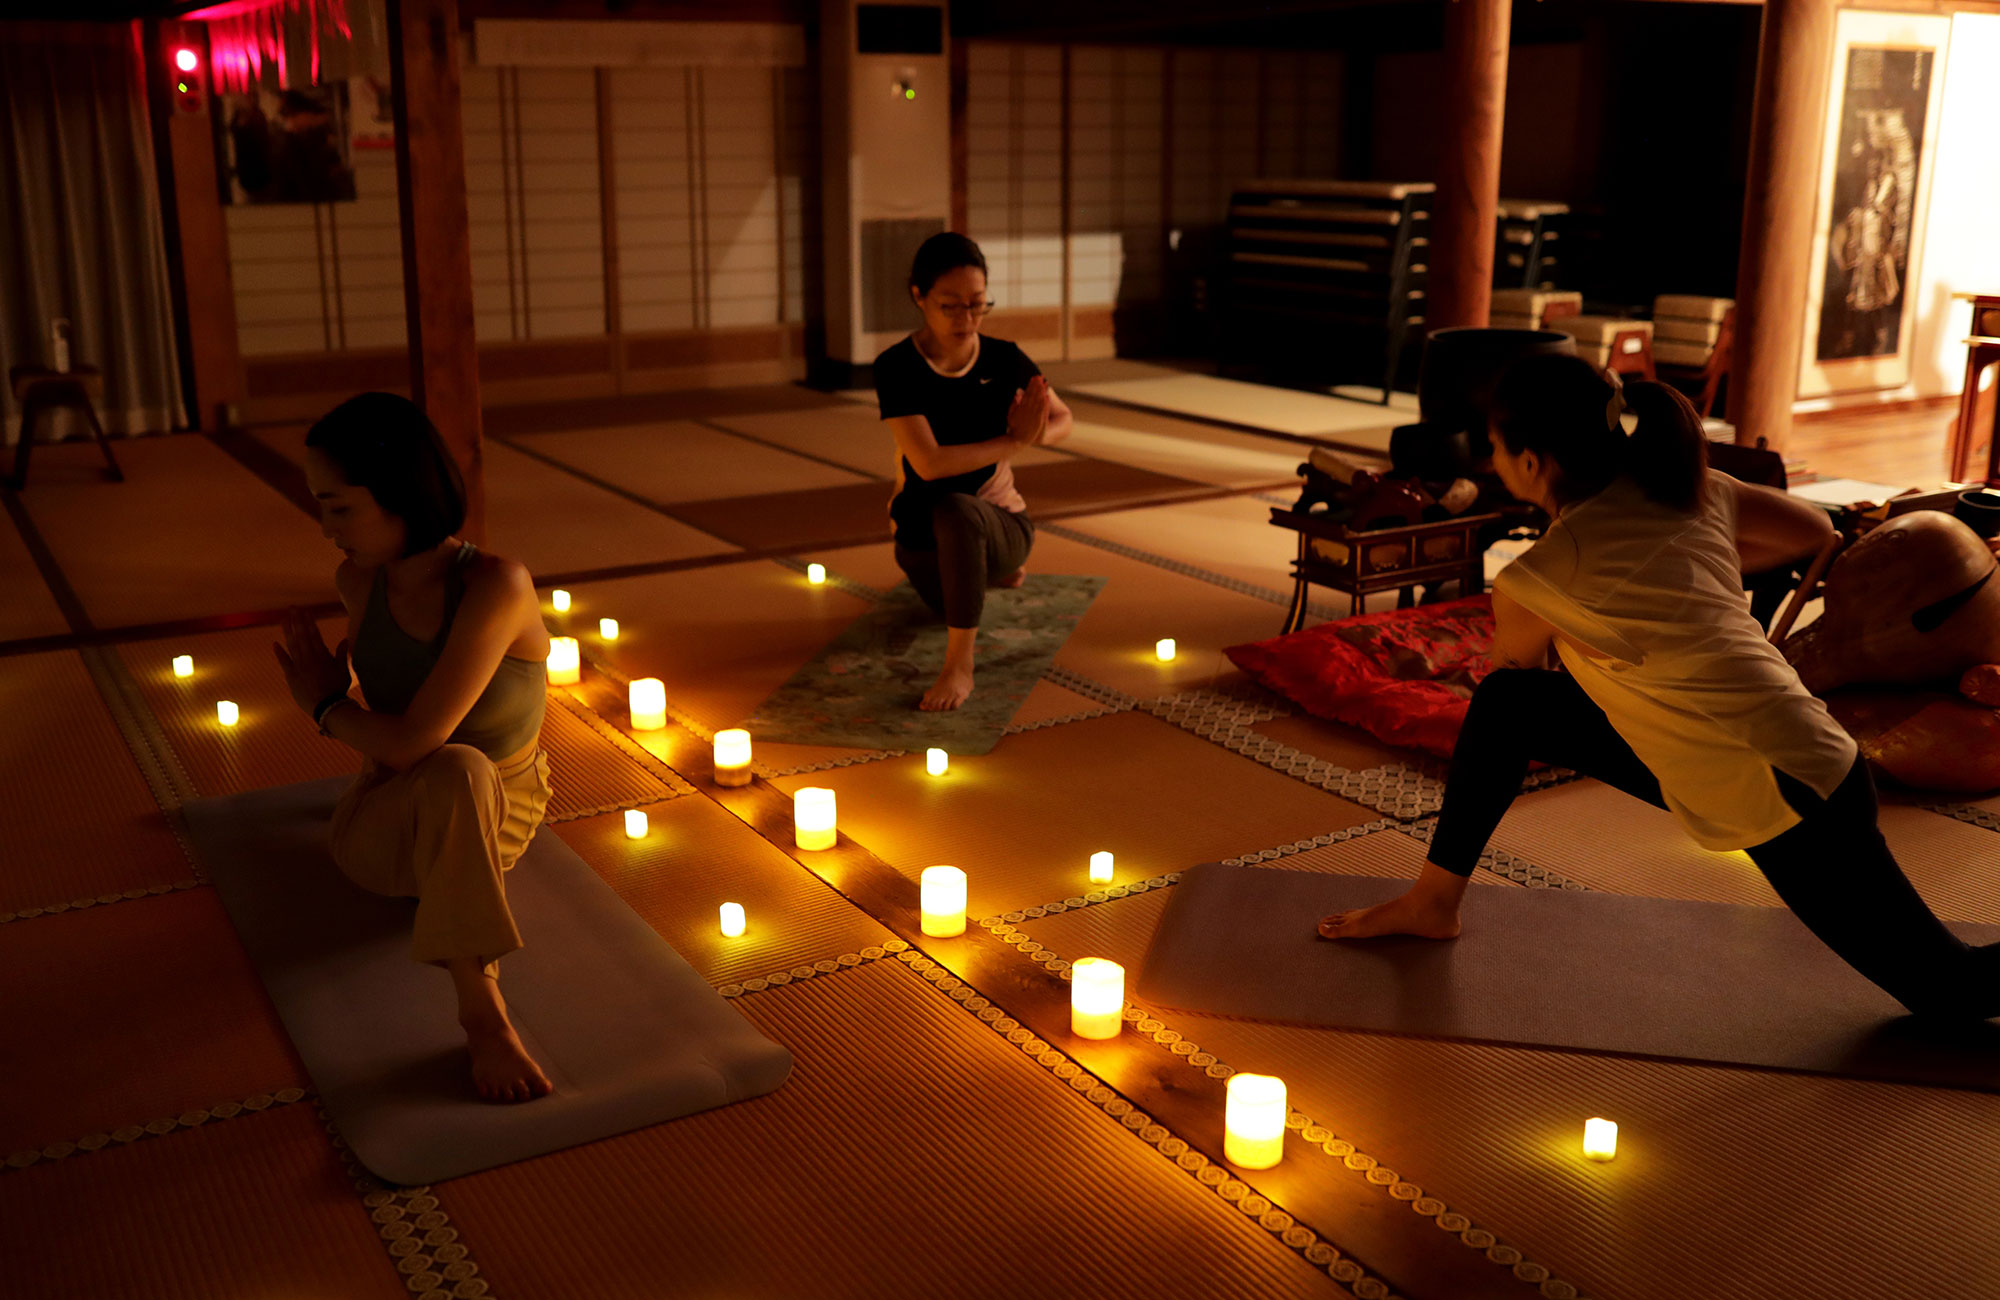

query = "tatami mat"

[
  {"left": 559, "top": 563, "right": 877, "bottom": 732},
  {"left": 0, "top": 506, "right": 69, "bottom": 642},
  {"left": 437, "top": 959, "right": 1342, "bottom": 1298},
  {"left": 667, "top": 481, "right": 900, "bottom": 550},
  {"left": 252, "top": 429, "right": 736, "bottom": 578},
  {"left": 1249, "top": 714, "right": 1425, "bottom": 776},
  {"left": 119, "top": 620, "right": 359, "bottom": 798},
  {"left": 541, "top": 694, "right": 692, "bottom": 821},
  {"left": 743, "top": 679, "right": 1111, "bottom": 775},
  {"left": 1069, "top": 375, "right": 1404, "bottom": 451},
  {"left": 1494, "top": 779, "right": 2000, "bottom": 920},
  {"left": 552, "top": 797, "right": 896, "bottom": 987},
  {"left": 17, "top": 437, "right": 330, "bottom": 629},
  {"left": 0, "top": 651, "right": 191, "bottom": 912},
  {"left": 1052, "top": 493, "right": 1305, "bottom": 595},
  {"left": 772, "top": 711, "right": 1381, "bottom": 919},
  {"left": 511, "top": 421, "right": 877, "bottom": 503},
  {"left": 1062, "top": 418, "right": 1308, "bottom": 488},
  {"left": 0, "top": 1101, "right": 410, "bottom": 1299},
  {"left": 0, "top": 888, "right": 304, "bottom": 1155},
  {"left": 1130, "top": 1015, "right": 2000, "bottom": 1300}
]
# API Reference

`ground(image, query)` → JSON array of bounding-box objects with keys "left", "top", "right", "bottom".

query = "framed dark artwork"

[
  {"left": 217, "top": 82, "right": 358, "bottom": 204},
  {"left": 1799, "top": 12, "right": 1950, "bottom": 398}
]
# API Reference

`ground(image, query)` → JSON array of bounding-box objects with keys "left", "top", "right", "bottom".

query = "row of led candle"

[{"left": 616, "top": 810, "right": 748, "bottom": 937}]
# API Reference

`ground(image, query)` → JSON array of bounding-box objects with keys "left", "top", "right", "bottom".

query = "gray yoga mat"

[
  {"left": 1138, "top": 864, "right": 2000, "bottom": 1092},
  {"left": 185, "top": 777, "right": 793, "bottom": 1184}
]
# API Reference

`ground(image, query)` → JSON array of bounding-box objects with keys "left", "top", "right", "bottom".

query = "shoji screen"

[
  {"left": 964, "top": 43, "right": 1064, "bottom": 356},
  {"left": 512, "top": 69, "right": 604, "bottom": 338},
  {"left": 699, "top": 70, "right": 782, "bottom": 329},
  {"left": 1067, "top": 47, "right": 1165, "bottom": 357},
  {"left": 609, "top": 68, "right": 695, "bottom": 333}
]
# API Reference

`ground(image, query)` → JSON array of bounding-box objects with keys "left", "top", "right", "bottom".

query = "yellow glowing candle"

[
  {"left": 552, "top": 589, "right": 571, "bottom": 613},
  {"left": 1583, "top": 1117, "right": 1618, "bottom": 1162},
  {"left": 1089, "top": 851, "right": 1114, "bottom": 885},
  {"left": 629, "top": 677, "right": 667, "bottom": 731},
  {"left": 1070, "top": 957, "right": 1125, "bottom": 1039},
  {"left": 794, "top": 787, "right": 837, "bottom": 850},
  {"left": 216, "top": 700, "right": 239, "bottom": 727},
  {"left": 624, "top": 809, "right": 648, "bottom": 839},
  {"left": 599, "top": 617, "right": 619, "bottom": 641},
  {"left": 172, "top": 655, "right": 193, "bottom": 678},
  {"left": 807, "top": 563, "right": 827, "bottom": 585},
  {"left": 719, "top": 902, "right": 746, "bottom": 937},
  {"left": 1225, "top": 1073, "right": 1287, "bottom": 1169},
  {"left": 926, "top": 747, "right": 948, "bottom": 776},
  {"left": 546, "top": 636, "right": 580, "bottom": 685},
  {"left": 920, "top": 865, "right": 967, "bottom": 937},
  {"left": 1156, "top": 638, "right": 1177, "bottom": 662},
  {"left": 713, "top": 728, "right": 753, "bottom": 787}
]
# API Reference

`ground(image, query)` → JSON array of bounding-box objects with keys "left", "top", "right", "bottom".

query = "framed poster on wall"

[{"left": 1798, "top": 10, "right": 1951, "bottom": 399}]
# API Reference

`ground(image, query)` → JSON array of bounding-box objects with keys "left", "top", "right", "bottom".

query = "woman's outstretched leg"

[
  {"left": 1751, "top": 762, "right": 2000, "bottom": 1020},
  {"left": 1322, "top": 668, "right": 1665, "bottom": 939}
]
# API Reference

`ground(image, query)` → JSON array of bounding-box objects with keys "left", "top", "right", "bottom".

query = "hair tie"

[{"left": 1603, "top": 368, "right": 1627, "bottom": 433}]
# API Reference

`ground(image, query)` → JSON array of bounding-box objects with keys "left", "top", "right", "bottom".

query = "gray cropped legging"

[
  {"left": 894, "top": 494, "right": 1035, "bottom": 628},
  {"left": 1433, "top": 668, "right": 2000, "bottom": 1020}
]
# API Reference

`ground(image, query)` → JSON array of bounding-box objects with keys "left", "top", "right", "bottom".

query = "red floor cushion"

[{"left": 1227, "top": 597, "right": 1496, "bottom": 759}]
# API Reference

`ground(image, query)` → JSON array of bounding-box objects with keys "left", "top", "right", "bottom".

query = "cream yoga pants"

[{"left": 329, "top": 744, "right": 553, "bottom": 977}]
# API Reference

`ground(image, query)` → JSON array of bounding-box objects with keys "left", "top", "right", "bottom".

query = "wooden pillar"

[
  {"left": 386, "top": 0, "right": 485, "bottom": 542},
  {"left": 151, "top": 19, "right": 244, "bottom": 431},
  {"left": 1728, "top": 0, "right": 1837, "bottom": 452},
  {"left": 1427, "top": 0, "right": 1511, "bottom": 332}
]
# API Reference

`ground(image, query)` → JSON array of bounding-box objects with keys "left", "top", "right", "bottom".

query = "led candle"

[
  {"left": 926, "top": 747, "right": 948, "bottom": 776},
  {"left": 216, "top": 700, "right": 239, "bottom": 727},
  {"left": 629, "top": 677, "right": 667, "bottom": 731},
  {"left": 794, "top": 787, "right": 837, "bottom": 850},
  {"left": 552, "top": 589, "right": 571, "bottom": 612},
  {"left": 172, "top": 655, "right": 193, "bottom": 678},
  {"left": 1089, "top": 851, "right": 1115, "bottom": 885},
  {"left": 1156, "top": 638, "right": 1177, "bottom": 662},
  {"left": 1583, "top": 1117, "right": 1618, "bottom": 1162},
  {"left": 806, "top": 563, "right": 827, "bottom": 585},
  {"left": 599, "top": 617, "right": 619, "bottom": 641},
  {"left": 713, "top": 728, "right": 753, "bottom": 787},
  {"left": 624, "top": 809, "right": 648, "bottom": 839},
  {"left": 547, "top": 637, "right": 580, "bottom": 685},
  {"left": 1070, "top": 958, "right": 1125, "bottom": 1039},
  {"left": 920, "top": 865, "right": 967, "bottom": 937},
  {"left": 719, "top": 902, "right": 746, "bottom": 938},
  {"left": 1225, "top": 1073, "right": 1287, "bottom": 1169}
]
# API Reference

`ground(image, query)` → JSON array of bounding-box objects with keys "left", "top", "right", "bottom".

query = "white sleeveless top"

[{"left": 1493, "top": 470, "right": 1857, "bottom": 850}]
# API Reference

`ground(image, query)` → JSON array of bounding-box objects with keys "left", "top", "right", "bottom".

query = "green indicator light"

[
  {"left": 178, "top": 81, "right": 189, "bottom": 93},
  {"left": 904, "top": 87, "right": 916, "bottom": 100}
]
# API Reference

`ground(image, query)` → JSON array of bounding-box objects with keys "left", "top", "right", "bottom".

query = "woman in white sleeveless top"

[{"left": 1322, "top": 355, "right": 1997, "bottom": 1020}]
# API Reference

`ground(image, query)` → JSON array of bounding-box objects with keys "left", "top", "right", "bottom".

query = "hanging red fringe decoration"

[{"left": 183, "top": 0, "right": 355, "bottom": 95}]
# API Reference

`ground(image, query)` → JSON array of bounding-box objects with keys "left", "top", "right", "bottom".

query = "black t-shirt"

[{"left": 874, "top": 335, "right": 1040, "bottom": 545}]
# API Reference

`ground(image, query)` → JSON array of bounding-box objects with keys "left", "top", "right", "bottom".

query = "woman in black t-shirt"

[{"left": 875, "top": 233, "right": 1073, "bottom": 711}]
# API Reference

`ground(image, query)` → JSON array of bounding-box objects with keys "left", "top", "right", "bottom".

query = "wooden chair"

[{"left": 8, "top": 365, "right": 124, "bottom": 489}]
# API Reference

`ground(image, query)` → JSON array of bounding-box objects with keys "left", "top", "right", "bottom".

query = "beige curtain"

[{"left": 0, "top": 22, "right": 187, "bottom": 445}]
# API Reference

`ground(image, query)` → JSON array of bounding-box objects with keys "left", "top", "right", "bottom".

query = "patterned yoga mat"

[{"left": 744, "top": 574, "right": 1106, "bottom": 755}]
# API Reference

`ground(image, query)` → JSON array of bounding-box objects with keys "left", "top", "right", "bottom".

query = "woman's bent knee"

[{"left": 409, "top": 744, "right": 502, "bottom": 807}]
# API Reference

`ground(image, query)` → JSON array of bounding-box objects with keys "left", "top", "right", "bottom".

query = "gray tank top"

[{"left": 350, "top": 543, "right": 546, "bottom": 761}]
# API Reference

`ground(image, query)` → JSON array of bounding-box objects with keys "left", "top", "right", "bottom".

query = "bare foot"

[
  {"left": 920, "top": 664, "right": 974, "bottom": 711},
  {"left": 994, "top": 566, "right": 1027, "bottom": 589},
  {"left": 463, "top": 1014, "right": 554, "bottom": 1104},
  {"left": 1318, "top": 889, "right": 1463, "bottom": 941}
]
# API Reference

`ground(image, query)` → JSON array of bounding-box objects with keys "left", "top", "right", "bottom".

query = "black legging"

[
  {"left": 894, "top": 494, "right": 1035, "bottom": 628},
  {"left": 1432, "top": 669, "right": 2000, "bottom": 1020}
]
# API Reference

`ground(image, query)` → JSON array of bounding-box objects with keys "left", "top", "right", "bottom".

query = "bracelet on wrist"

[{"left": 312, "top": 691, "right": 350, "bottom": 728}]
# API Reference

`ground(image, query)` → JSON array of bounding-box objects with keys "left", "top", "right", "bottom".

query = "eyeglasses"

[{"left": 930, "top": 300, "right": 996, "bottom": 319}]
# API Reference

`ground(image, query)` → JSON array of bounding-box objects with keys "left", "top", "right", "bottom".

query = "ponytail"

[
  {"left": 1618, "top": 379, "right": 1708, "bottom": 512},
  {"left": 1490, "top": 354, "right": 1707, "bottom": 513}
]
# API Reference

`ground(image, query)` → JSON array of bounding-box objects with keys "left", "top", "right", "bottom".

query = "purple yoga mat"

[
  {"left": 186, "top": 777, "right": 793, "bottom": 1184},
  {"left": 1138, "top": 864, "right": 2000, "bottom": 1091}
]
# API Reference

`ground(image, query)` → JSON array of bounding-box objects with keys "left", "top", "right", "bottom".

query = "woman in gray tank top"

[{"left": 273, "top": 392, "right": 556, "bottom": 1104}]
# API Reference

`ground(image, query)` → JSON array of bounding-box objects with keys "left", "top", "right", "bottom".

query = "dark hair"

[
  {"left": 305, "top": 392, "right": 467, "bottom": 556},
  {"left": 909, "top": 232, "right": 987, "bottom": 295},
  {"left": 1489, "top": 354, "right": 1709, "bottom": 512}
]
